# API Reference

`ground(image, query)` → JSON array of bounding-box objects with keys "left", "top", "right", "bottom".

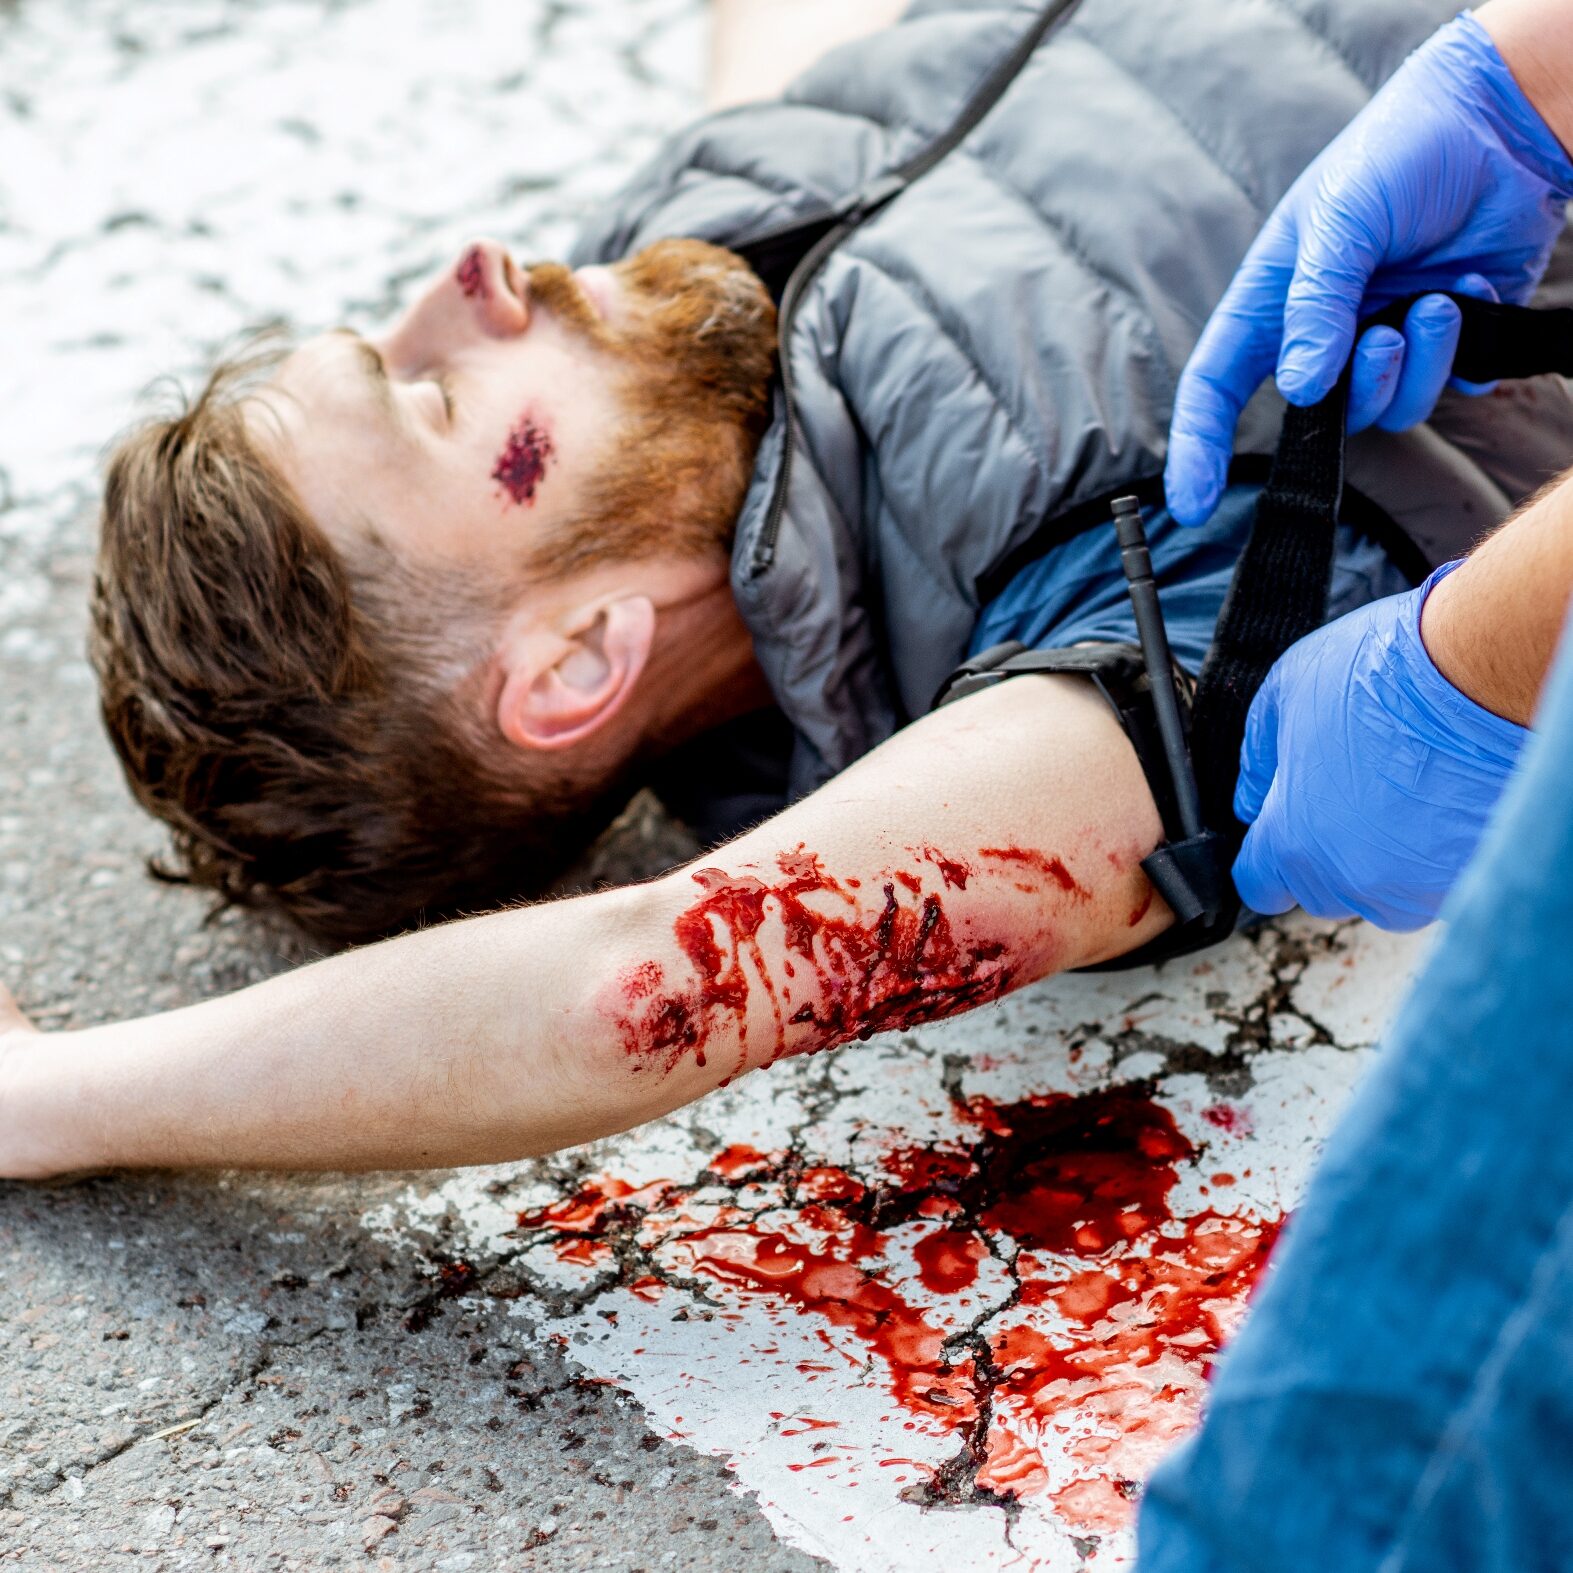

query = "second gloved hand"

[
  {"left": 1166, "top": 13, "right": 1573, "bottom": 527},
  {"left": 1232, "top": 565, "right": 1529, "bottom": 931}
]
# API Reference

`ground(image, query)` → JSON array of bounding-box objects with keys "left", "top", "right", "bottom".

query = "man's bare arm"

[
  {"left": 1479, "top": 0, "right": 1573, "bottom": 154},
  {"left": 0, "top": 675, "right": 1169, "bottom": 1179},
  {"left": 1422, "top": 466, "right": 1573, "bottom": 725}
]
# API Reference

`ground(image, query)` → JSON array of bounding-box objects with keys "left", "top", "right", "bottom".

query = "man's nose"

[
  {"left": 449, "top": 241, "right": 531, "bottom": 332},
  {"left": 383, "top": 239, "right": 528, "bottom": 364}
]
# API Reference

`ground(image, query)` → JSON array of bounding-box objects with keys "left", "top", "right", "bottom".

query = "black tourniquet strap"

[
  {"left": 1388, "top": 293, "right": 1573, "bottom": 383},
  {"left": 1190, "top": 383, "right": 1348, "bottom": 858}
]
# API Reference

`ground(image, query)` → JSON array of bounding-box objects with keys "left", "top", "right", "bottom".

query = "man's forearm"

[
  {"left": 15, "top": 884, "right": 682, "bottom": 1174},
  {"left": 1422, "top": 466, "right": 1573, "bottom": 725},
  {"left": 1480, "top": 0, "right": 1573, "bottom": 155}
]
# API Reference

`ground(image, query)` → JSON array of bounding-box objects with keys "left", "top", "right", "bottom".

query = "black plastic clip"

[
  {"left": 1112, "top": 495, "right": 1232, "bottom": 932},
  {"left": 1140, "top": 833, "right": 1229, "bottom": 927}
]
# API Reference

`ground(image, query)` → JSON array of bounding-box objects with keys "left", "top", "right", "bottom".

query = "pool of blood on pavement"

[{"left": 514, "top": 1083, "right": 1281, "bottom": 1533}]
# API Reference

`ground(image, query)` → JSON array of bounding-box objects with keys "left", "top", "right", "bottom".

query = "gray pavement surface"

[{"left": 0, "top": 1, "right": 822, "bottom": 1567}]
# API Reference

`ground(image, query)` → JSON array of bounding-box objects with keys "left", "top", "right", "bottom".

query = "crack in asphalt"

[{"left": 0, "top": 1321, "right": 341, "bottom": 1511}]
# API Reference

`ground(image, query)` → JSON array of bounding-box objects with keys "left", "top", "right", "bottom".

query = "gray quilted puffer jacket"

[{"left": 572, "top": 0, "right": 1573, "bottom": 799}]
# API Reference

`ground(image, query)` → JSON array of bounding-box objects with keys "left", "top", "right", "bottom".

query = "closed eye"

[{"left": 332, "top": 328, "right": 451, "bottom": 432}]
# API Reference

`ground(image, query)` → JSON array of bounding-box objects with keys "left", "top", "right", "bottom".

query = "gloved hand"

[
  {"left": 1167, "top": 13, "right": 1573, "bottom": 527},
  {"left": 1232, "top": 564, "right": 1529, "bottom": 931}
]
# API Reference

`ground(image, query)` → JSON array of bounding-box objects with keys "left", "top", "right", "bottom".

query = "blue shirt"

[{"left": 969, "top": 483, "right": 1410, "bottom": 673}]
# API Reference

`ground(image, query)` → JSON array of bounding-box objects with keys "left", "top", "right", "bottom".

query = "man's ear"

[{"left": 495, "top": 596, "right": 657, "bottom": 753}]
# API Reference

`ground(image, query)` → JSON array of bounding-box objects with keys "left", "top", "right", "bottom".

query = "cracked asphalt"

[
  {"left": 1, "top": 1165, "right": 822, "bottom": 1568},
  {"left": 0, "top": 1, "right": 1428, "bottom": 1568}
]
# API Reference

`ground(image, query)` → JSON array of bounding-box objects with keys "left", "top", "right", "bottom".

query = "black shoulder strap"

[
  {"left": 1403, "top": 293, "right": 1573, "bottom": 383},
  {"left": 1192, "top": 292, "right": 1573, "bottom": 876}
]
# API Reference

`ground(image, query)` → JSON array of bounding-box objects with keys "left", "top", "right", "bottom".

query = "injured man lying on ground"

[{"left": 3, "top": 0, "right": 1571, "bottom": 1178}]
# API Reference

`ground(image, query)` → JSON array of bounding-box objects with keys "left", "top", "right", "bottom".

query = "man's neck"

[{"left": 638, "top": 579, "right": 774, "bottom": 757}]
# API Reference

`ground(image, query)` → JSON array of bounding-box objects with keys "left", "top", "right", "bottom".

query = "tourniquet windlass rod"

[{"left": 1111, "top": 495, "right": 1205, "bottom": 841}]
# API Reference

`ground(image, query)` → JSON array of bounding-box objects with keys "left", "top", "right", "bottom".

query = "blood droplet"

[
  {"left": 912, "top": 1228, "right": 987, "bottom": 1295},
  {"left": 1202, "top": 1102, "right": 1253, "bottom": 1136}
]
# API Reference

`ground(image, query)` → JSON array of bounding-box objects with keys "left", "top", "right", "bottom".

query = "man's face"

[{"left": 257, "top": 238, "right": 768, "bottom": 585}]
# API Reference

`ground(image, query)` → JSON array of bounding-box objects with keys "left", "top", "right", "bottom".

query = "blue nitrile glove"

[
  {"left": 1166, "top": 13, "right": 1573, "bottom": 527},
  {"left": 1232, "top": 562, "right": 1529, "bottom": 931}
]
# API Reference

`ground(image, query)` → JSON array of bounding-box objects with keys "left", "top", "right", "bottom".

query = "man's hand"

[
  {"left": 1165, "top": 12, "right": 1573, "bottom": 526},
  {"left": 1232, "top": 569, "right": 1528, "bottom": 930},
  {"left": 0, "top": 984, "right": 52, "bottom": 1181}
]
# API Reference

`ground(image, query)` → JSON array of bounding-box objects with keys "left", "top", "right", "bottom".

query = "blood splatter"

[
  {"left": 980, "top": 846, "right": 1089, "bottom": 898},
  {"left": 913, "top": 1228, "right": 987, "bottom": 1294},
  {"left": 800, "top": 1167, "right": 865, "bottom": 1203},
  {"left": 455, "top": 244, "right": 488, "bottom": 299},
  {"left": 553, "top": 1237, "right": 611, "bottom": 1268},
  {"left": 605, "top": 848, "right": 1023, "bottom": 1080},
  {"left": 708, "top": 1144, "right": 774, "bottom": 1180},
  {"left": 780, "top": 1415, "right": 840, "bottom": 1437},
  {"left": 1050, "top": 1475, "right": 1135, "bottom": 1532},
  {"left": 671, "top": 1227, "right": 980, "bottom": 1422},
  {"left": 513, "top": 1083, "right": 1282, "bottom": 1535},
  {"left": 491, "top": 416, "right": 555, "bottom": 505},
  {"left": 515, "top": 1177, "right": 673, "bottom": 1235},
  {"left": 1128, "top": 885, "right": 1155, "bottom": 926},
  {"left": 955, "top": 1087, "right": 1195, "bottom": 1255},
  {"left": 436, "top": 1258, "right": 477, "bottom": 1294},
  {"left": 1201, "top": 1101, "right": 1253, "bottom": 1136},
  {"left": 916, "top": 847, "right": 972, "bottom": 890}
]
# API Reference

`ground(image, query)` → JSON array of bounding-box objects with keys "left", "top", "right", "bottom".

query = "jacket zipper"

[{"left": 747, "top": 0, "right": 1086, "bottom": 577}]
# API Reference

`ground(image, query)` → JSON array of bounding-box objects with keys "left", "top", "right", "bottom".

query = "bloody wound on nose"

[{"left": 455, "top": 245, "right": 487, "bottom": 299}]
